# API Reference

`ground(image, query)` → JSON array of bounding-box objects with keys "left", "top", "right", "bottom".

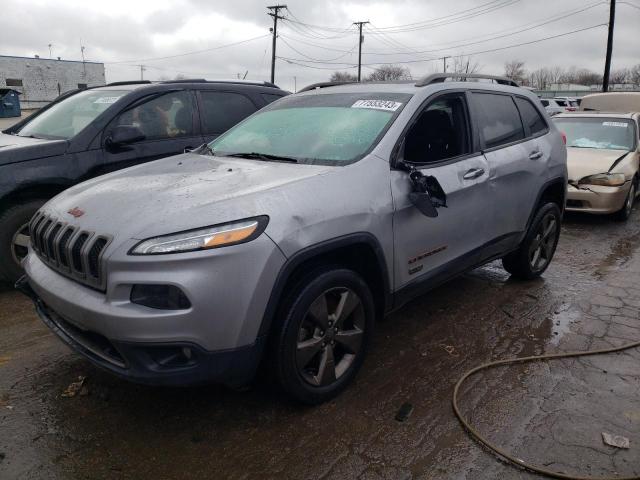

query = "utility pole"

[
  {"left": 354, "top": 21, "right": 369, "bottom": 82},
  {"left": 443, "top": 56, "right": 449, "bottom": 73},
  {"left": 603, "top": 0, "right": 616, "bottom": 92},
  {"left": 48, "top": 43, "right": 53, "bottom": 58},
  {"left": 267, "top": 5, "right": 287, "bottom": 84},
  {"left": 139, "top": 65, "right": 146, "bottom": 80}
]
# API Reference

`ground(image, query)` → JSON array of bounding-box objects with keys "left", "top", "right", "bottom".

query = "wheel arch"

[
  {"left": 0, "top": 182, "right": 70, "bottom": 211},
  {"left": 526, "top": 177, "right": 566, "bottom": 231},
  {"left": 258, "top": 233, "right": 392, "bottom": 338}
]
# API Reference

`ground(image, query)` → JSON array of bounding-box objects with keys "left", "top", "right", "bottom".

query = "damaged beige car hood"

[{"left": 566, "top": 147, "right": 631, "bottom": 182}]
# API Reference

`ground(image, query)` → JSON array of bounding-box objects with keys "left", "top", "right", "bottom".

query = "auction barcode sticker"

[
  {"left": 352, "top": 99, "right": 403, "bottom": 111},
  {"left": 602, "top": 121, "right": 627, "bottom": 127},
  {"left": 94, "top": 97, "right": 121, "bottom": 104}
]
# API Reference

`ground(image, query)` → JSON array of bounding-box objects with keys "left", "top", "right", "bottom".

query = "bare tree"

[
  {"left": 630, "top": 64, "right": 640, "bottom": 85},
  {"left": 330, "top": 71, "right": 357, "bottom": 82},
  {"left": 609, "top": 68, "right": 629, "bottom": 84},
  {"left": 366, "top": 65, "right": 412, "bottom": 82},
  {"left": 529, "top": 68, "right": 551, "bottom": 90},
  {"left": 504, "top": 60, "right": 526, "bottom": 84},
  {"left": 450, "top": 55, "right": 481, "bottom": 75},
  {"left": 548, "top": 66, "right": 564, "bottom": 86}
]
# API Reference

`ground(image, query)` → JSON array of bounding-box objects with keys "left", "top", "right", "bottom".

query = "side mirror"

[
  {"left": 106, "top": 125, "right": 145, "bottom": 147},
  {"left": 409, "top": 192, "right": 439, "bottom": 217}
]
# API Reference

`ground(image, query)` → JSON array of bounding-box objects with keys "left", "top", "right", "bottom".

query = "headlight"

[
  {"left": 578, "top": 173, "right": 626, "bottom": 187},
  {"left": 130, "top": 216, "right": 268, "bottom": 255}
]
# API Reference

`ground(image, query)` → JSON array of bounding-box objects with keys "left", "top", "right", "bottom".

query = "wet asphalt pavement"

[{"left": 1, "top": 211, "right": 640, "bottom": 480}]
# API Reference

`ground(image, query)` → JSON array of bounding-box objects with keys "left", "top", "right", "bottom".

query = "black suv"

[{"left": 0, "top": 79, "right": 289, "bottom": 282}]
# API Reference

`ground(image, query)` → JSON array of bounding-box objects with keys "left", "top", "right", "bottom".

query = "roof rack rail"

[
  {"left": 415, "top": 73, "right": 519, "bottom": 88},
  {"left": 160, "top": 78, "right": 207, "bottom": 84},
  {"left": 106, "top": 80, "right": 152, "bottom": 86},
  {"left": 298, "top": 81, "right": 357, "bottom": 93}
]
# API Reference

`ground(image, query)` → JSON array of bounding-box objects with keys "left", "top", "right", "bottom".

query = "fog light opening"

[{"left": 130, "top": 284, "right": 191, "bottom": 310}]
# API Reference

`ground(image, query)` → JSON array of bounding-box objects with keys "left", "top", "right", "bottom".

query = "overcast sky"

[{"left": 1, "top": 0, "right": 638, "bottom": 91}]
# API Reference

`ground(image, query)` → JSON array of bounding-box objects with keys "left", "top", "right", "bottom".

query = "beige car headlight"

[
  {"left": 130, "top": 216, "right": 268, "bottom": 255},
  {"left": 578, "top": 173, "right": 626, "bottom": 187}
]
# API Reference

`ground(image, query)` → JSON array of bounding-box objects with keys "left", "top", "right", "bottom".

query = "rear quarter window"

[
  {"left": 515, "top": 97, "right": 548, "bottom": 137},
  {"left": 472, "top": 92, "right": 524, "bottom": 149},
  {"left": 199, "top": 91, "right": 258, "bottom": 135},
  {"left": 261, "top": 93, "right": 286, "bottom": 105}
]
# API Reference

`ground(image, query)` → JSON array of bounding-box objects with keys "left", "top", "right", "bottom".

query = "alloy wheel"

[
  {"left": 295, "top": 287, "right": 365, "bottom": 387},
  {"left": 528, "top": 212, "right": 557, "bottom": 272},
  {"left": 11, "top": 222, "right": 30, "bottom": 266}
]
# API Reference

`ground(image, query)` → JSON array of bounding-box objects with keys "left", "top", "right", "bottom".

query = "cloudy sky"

[{"left": 1, "top": 0, "right": 638, "bottom": 91}]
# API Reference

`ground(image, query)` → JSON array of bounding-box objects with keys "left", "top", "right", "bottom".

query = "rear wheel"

[
  {"left": 0, "top": 200, "right": 45, "bottom": 283},
  {"left": 272, "top": 267, "right": 374, "bottom": 404},
  {"left": 502, "top": 203, "right": 561, "bottom": 280}
]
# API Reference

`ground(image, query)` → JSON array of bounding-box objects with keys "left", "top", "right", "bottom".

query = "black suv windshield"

[
  {"left": 16, "top": 89, "right": 128, "bottom": 140},
  {"left": 209, "top": 92, "right": 411, "bottom": 165}
]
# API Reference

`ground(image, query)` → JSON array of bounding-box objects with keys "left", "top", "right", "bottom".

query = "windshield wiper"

[{"left": 225, "top": 152, "right": 298, "bottom": 163}]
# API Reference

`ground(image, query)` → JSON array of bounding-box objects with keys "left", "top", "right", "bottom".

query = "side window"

[
  {"left": 113, "top": 91, "right": 194, "bottom": 140},
  {"left": 515, "top": 97, "right": 547, "bottom": 137},
  {"left": 403, "top": 94, "right": 470, "bottom": 163},
  {"left": 261, "top": 93, "right": 285, "bottom": 105},
  {"left": 199, "top": 91, "right": 257, "bottom": 135},
  {"left": 473, "top": 93, "right": 524, "bottom": 149}
]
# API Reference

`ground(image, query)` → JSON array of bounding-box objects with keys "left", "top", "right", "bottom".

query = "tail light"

[
  {"left": 566, "top": 107, "right": 577, "bottom": 111},
  {"left": 561, "top": 131, "right": 567, "bottom": 145}
]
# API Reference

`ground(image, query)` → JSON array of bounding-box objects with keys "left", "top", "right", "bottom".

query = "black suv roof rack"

[
  {"left": 415, "top": 73, "right": 519, "bottom": 87},
  {"left": 106, "top": 80, "right": 153, "bottom": 86},
  {"left": 298, "top": 81, "right": 357, "bottom": 93}
]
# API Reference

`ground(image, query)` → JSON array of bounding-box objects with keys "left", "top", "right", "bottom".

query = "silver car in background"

[{"left": 19, "top": 73, "right": 567, "bottom": 404}]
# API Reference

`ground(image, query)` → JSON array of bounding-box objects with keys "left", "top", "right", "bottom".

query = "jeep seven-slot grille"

[{"left": 29, "top": 211, "right": 111, "bottom": 291}]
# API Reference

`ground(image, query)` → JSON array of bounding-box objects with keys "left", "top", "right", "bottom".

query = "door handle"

[
  {"left": 529, "top": 150, "right": 543, "bottom": 160},
  {"left": 463, "top": 168, "right": 485, "bottom": 180}
]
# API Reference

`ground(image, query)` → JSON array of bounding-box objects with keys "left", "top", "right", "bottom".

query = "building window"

[
  {"left": 6, "top": 78, "right": 23, "bottom": 87},
  {"left": 77, "top": 83, "right": 88, "bottom": 89}
]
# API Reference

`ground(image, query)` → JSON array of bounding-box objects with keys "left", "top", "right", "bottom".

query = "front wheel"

[
  {"left": 0, "top": 200, "right": 45, "bottom": 283},
  {"left": 272, "top": 267, "right": 375, "bottom": 404},
  {"left": 614, "top": 180, "right": 636, "bottom": 222},
  {"left": 502, "top": 203, "right": 561, "bottom": 280}
]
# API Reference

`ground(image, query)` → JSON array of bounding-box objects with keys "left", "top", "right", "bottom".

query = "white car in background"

[
  {"left": 540, "top": 98, "right": 565, "bottom": 116},
  {"left": 554, "top": 97, "right": 579, "bottom": 111}
]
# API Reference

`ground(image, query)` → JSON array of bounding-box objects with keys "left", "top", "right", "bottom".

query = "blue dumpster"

[{"left": 0, "top": 88, "right": 21, "bottom": 118}]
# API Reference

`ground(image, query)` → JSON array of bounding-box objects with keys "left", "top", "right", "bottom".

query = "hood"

[
  {"left": 43, "top": 152, "right": 335, "bottom": 240},
  {"left": 566, "top": 147, "right": 630, "bottom": 182},
  {"left": 0, "top": 132, "right": 68, "bottom": 166}
]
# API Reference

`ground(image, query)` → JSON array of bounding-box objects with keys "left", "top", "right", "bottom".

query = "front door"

[
  {"left": 391, "top": 92, "right": 491, "bottom": 291},
  {"left": 100, "top": 90, "right": 203, "bottom": 175}
]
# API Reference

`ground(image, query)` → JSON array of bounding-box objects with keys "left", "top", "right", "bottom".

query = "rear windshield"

[
  {"left": 209, "top": 92, "right": 411, "bottom": 165},
  {"left": 16, "top": 89, "right": 128, "bottom": 140},
  {"left": 553, "top": 117, "right": 636, "bottom": 151}
]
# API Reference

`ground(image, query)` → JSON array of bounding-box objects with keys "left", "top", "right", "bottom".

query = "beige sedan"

[{"left": 553, "top": 111, "right": 640, "bottom": 220}]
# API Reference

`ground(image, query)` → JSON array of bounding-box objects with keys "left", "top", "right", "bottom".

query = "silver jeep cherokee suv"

[{"left": 18, "top": 74, "right": 567, "bottom": 404}]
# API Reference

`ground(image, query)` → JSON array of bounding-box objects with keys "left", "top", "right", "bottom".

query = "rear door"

[
  {"left": 100, "top": 90, "right": 201, "bottom": 175},
  {"left": 391, "top": 91, "right": 491, "bottom": 290},
  {"left": 196, "top": 90, "right": 261, "bottom": 143},
  {"left": 470, "top": 91, "right": 549, "bottom": 256}
]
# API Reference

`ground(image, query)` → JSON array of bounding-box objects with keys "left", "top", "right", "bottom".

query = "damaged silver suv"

[{"left": 18, "top": 74, "right": 567, "bottom": 404}]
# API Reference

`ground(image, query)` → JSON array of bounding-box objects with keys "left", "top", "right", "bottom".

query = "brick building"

[{"left": 0, "top": 55, "right": 105, "bottom": 109}]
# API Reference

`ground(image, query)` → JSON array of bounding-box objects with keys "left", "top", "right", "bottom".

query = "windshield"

[
  {"left": 553, "top": 117, "right": 636, "bottom": 150},
  {"left": 16, "top": 89, "right": 128, "bottom": 140},
  {"left": 209, "top": 92, "right": 411, "bottom": 165}
]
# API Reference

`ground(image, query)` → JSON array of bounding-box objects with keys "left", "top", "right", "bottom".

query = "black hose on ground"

[{"left": 453, "top": 340, "right": 640, "bottom": 480}]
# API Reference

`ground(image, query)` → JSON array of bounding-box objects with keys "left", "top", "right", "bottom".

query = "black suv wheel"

[
  {"left": 272, "top": 267, "right": 374, "bottom": 404},
  {"left": 0, "top": 200, "right": 45, "bottom": 283},
  {"left": 502, "top": 202, "right": 561, "bottom": 280}
]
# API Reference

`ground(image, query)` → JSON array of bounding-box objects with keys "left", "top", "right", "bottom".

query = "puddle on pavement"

[{"left": 548, "top": 305, "right": 581, "bottom": 346}]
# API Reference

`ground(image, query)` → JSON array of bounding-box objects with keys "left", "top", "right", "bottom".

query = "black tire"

[
  {"left": 272, "top": 267, "right": 375, "bottom": 404},
  {"left": 502, "top": 202, "right": 561, "bottom": 280},
  {"left": 614, "top": 180, "right": 636, "bottom": 222},
  {"left": 0, "top": 200, "right": 45, "bottom": 283}
]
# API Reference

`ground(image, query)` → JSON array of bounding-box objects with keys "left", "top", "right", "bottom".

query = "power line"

[
  {"left": 279, "top": 36, "right": 356, "bottom": 62},
  {"left": 105, "top": 34, "right": 270, "bottom": 65},
  {"left": 277, "top": 23, "right": 608, "bottom": 68}
]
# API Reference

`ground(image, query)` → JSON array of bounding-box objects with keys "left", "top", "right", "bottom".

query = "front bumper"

[
  {"left": 566, "top": 182, "right": 630, "bottom": 214},
  {"left": 19, "top": 233, "right": 286, "bottom": 386},
  {"left": 17, "top": 276, "right": 264, "bottom": 387}
]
